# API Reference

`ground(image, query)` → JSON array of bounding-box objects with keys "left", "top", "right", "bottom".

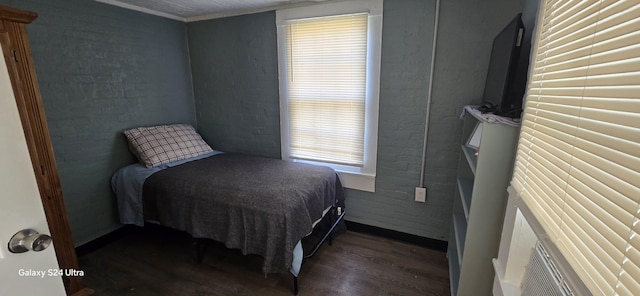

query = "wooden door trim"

[
  {"left": 0, "top": 4, "right": 36, "bottom": 24},
  {"left": 0, "top": 4, "right": 91, "bottom": 295}
]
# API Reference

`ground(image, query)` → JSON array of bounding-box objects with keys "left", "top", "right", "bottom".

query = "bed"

[{"left": 111, "top": 124, "right": 345, "bottom": 294}]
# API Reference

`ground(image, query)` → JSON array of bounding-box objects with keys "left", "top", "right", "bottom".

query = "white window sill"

[
  {"left": 290, "top": 158, "right": 375, "bottom": 192},
  {"left": 335, "top": 170, "right": 375, "bottom": 192}
]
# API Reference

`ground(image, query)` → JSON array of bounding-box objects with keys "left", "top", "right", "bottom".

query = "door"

[{"left": 0, "top": 42, "right": 66, "bottom": 295}]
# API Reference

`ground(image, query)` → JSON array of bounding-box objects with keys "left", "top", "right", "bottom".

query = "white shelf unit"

[{"left": 448, "top": 110, "right": 520, "bottom": 296}]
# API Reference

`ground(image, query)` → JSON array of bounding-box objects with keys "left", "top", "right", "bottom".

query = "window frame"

[{"left": 275, "top": 0, "right": 383, "bottom": 192}]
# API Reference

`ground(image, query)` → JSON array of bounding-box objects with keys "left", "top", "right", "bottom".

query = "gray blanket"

[{"left": 142, "top": 153, "right": 344, "bottom": 273}]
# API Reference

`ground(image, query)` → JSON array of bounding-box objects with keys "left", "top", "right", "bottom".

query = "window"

[
  {"left": 276, "top": 0, "right": 383, "bottom": 192},
  {"left": 511, "top": 1, "right": 640, "bottom": 295}
]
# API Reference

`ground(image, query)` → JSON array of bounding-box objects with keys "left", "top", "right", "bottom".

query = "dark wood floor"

[{"left": 78, "top": 226, "right": 450, "bottom": 296}]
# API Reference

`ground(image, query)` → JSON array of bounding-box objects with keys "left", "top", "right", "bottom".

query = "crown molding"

[{"left": 94, "top": 0, "right": 186, "bottom": 22}]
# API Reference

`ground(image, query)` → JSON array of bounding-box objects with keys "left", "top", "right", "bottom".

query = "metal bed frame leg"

[
  {"left": 195, "top": 239, "right": 207, "bottom": 263},
  {"left": 328, "top": 206, "right": 337, "bottom": 246},
  {"left": 293, "top": 275, "right": 299, "bottom": 295}
]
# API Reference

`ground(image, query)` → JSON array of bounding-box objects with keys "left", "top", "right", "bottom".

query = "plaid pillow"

[{"left": 124, "top": 124, "right": 213, "bottom": 168}]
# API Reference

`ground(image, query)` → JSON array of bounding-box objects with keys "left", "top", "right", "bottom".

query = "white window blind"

[
  {"left": 511, "top": 0, "right": 640, "bottom": 295},
  {"left": 284, "top": 13, "right": 368, "bottom": 166}
]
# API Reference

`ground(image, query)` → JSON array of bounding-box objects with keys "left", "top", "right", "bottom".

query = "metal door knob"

[{"left": 8, "top": 229, "right": 52, "bottom": 253}]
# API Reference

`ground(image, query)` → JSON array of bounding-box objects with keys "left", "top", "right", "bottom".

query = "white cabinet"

[{"left": 448, "top": 108, "right": 520, "bottom": 296}]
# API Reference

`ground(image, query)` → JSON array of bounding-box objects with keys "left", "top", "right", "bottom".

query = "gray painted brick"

[
  {"left": 0, "top": 0, "right": 196, "bottom": 245},
  {"left": 188, "top": 12, "right": 281, "bottom": 159}
]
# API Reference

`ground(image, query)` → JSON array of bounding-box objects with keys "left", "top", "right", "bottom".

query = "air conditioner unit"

[{"left": 521, "top": 242, "right": 575, "bottom": 296}]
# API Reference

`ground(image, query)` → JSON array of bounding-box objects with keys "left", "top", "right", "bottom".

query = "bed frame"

[{"left": 194, "top": 205, "right": 345, "bottom": 295}]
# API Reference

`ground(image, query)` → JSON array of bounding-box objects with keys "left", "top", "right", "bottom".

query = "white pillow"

[{"left": 124, "top": 124, "right": 213, "bottom": 168}]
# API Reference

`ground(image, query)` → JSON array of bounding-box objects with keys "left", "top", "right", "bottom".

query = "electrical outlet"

[{"left": 415, "top": 187, "right": 426, "bottom": 202}]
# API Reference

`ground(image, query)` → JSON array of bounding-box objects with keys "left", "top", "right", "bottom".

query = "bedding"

[
  {"left": 112, "top": 152, "right": 344, "bottom": 275},
  {"left": 124, "top": 124, "right": 213, "bottom": 168},
  {"left": 111, "top": 150, "right": 222, "bottom": 226},
  {"left": 142, "top": 153, "right": 344, "bottom": 274}
]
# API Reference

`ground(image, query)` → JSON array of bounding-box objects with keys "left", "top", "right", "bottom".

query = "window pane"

[{"left": 285, "top": 13, "right": 368, "bottom": 166}]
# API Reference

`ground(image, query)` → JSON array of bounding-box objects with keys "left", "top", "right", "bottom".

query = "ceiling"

[{"left": 94, "top": 0, "right": 329, "bottom": 22}]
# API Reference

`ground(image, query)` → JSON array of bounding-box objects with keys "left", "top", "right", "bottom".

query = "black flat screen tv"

[{"left": 481, "top": 13, "right": 526, "bottom": 118}]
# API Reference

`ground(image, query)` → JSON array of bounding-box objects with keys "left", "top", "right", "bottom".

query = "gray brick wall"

[
  {"left": 344, "top": 0, "right": 437, "bottom": 238},
  {"left": 0, "top": 0, "right": 196, "bottom": 245},
  {"left": 188, "top": 13, "right": 281, "bottom": 158}
]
